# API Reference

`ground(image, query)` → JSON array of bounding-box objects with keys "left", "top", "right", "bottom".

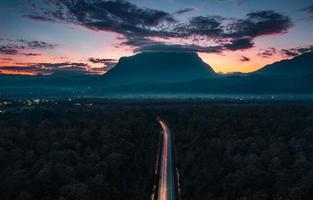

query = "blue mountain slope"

[{"left": 254, "top": 51, "right": 313, "bottom": 77}]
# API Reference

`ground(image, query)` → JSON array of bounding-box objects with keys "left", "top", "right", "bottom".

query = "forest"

[
  {"left": 0, "top": 100, "right": 313, "bottom": 200},
  {"left": 162, "top": 103, "right": 313, "bottom": 200},
  {"left": 0, "top": 102, "right": 159, "bottom": 200}
]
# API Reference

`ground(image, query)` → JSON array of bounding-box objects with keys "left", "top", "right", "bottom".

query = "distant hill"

[
  {"left": 103, "top": 52, "right": 217, "bottom": 86},
  {"left": 254, "top": 51, "right": 313, "bottom": 77}
]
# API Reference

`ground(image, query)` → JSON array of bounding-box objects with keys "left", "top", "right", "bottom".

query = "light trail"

[{"left": 157, "top": 119, "right": 175, "bottom": 200}]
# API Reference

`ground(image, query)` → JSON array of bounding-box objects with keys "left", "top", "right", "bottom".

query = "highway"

[{"left": 157, "top": 119, "right": 176, "bottom": 200}]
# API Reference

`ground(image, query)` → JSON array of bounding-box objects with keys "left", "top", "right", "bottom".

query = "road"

[{"left": 157, "top": 119, "right": 176, "bottom": 200}]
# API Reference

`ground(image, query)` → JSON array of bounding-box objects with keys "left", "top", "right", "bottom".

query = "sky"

[{"left": 0, "top": 0, "right": 313, "bottom": 75}]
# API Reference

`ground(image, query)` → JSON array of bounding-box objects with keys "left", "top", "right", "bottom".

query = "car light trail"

[{"left": 157, "top": 119, "right": 175, "bottom": 200}]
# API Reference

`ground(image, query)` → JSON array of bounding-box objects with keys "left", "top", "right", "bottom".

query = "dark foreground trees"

[
  {"left": 163, "top": 103, "right": 313, "bottom": 200},
  {"left": 0, "top": 105, "right": 159, "bottom": 200},
  {"left": 1, "top": 100, "right": 313, "bottom": 200}
]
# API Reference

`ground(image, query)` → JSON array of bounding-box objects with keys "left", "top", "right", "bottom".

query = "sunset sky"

[{"left": 1, "top": 0, "right": 313, "bottom": 75}]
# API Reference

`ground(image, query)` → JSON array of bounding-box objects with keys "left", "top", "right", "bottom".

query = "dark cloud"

[
  {"left": 180, "top": 16, "right": 225, "bottom": 37},
  {"left": 0, "top": 45, "right": 19, "bottom": 55},
  {"left": 121, "top": 36, "right": 223, "bottom": 53},
  {"left": 240, "top": 56, "right": 250, "bottom": 62},
  {"left": 217, "top": 0, "right": 246, "bottom": 6},
  {"left": 18, "top": 40, "right": 57, "bottom": 49},
  {"left": 223, "top": 37, "right": 254, "bottom": 51},
  {"left": 0, "top": 58, "right": 13, "bottom": 61},
  {"left": 88, "top": 58, "right": 117, "bottom": 70},
  {"left": 27, "top": 1, "right": 292, "bottom": 53},
  {"left": 301, "top": 5, "right": 313, "bottom": 20},
  {"left": 23, "top": 53, "right": 41, "bottom": 56},
  {"left": 24, "top": 14, "right": 56, "bottom": 22},
  {"left": 88, "top": 58, "right": 117, "bottom": 64},
  {"left": 303, "top": 5, "right": 313, "bottom": 13},
  {"left": 280, "top": 49, "right": 300, "bottom": 57},
  {"left": 257, "top": 45, "right": 313, "bottom": 58},
  {"left": 37, "top": 62, "right": 108, "bottom": 74},
  {"left": 306, "top": 5, "right": 313, "bottom": 13},
  {"left": 35, "top": 62, "right": 88, "bottom": 68},
  {"left": 296, "top": 46, "right": 313, "bottom": 54},
  {"left": 280, "top": 45, "right": 313, "bottom": 57},
  {"left": 0, "top": 62, "right": 105, "bottom": 75},
  {"left": 134, "top": 43, "right": 222, "bottom": 53},
  {"left": 0, "top": 39, "right": 57, "bottom": 56},
  {"left": 257, "top": 47, "right": 277, "bottom": 58},
  {"left": 174, "top": 8, "right": 196, "bottom": 15},
  {"left": 36, "top": 0, "right": 176, "bottom": 37},
  {"left": 227, "top": 11, "right": 292, "bottom": 38}
]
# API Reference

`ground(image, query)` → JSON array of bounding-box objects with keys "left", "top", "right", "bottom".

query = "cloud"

[
  {"left": 280, "top": 45, "right": 313, "bottom": 57},
  {"left": 180, "top": 16, "right": 225, "bottom": 37},
  {"left": 302, "top": 5, "right": 313, "bottom": 13},
  {"left": 27, "top": 1, "right": 292, "bottom": 54},
  {"left": 0, "top": 58, "right": 13, "bottom": 61},
  {"left": 0, "top": 62, "right": 105, "bottom": 75},
  {"left": 257, "top": 47, "right": 277, "bottom": 58},
  {"left": 34, "top": 62, "right": 108, "bottom": 75},
  {"left": 300, "top": 5, "right": 313, "bottom": 20},
  {"left": 240, "top": 56, "right": 250, "bottom": 62},
  {"left": 24, "top": 14, "right": 56, "bottom": 22},
  {"left": 121, "top": 36, "right": 223, "bottom": 53},
  {"left": 0, "top": 45, "right": 19, "bottom": 55},
  {"left": 174, "top": 8, "right": 196, "bottom": 15},
  {"left": 306, "top": 5, "right": 313, "bottom": 12},
  {"left": 34, "top": 62, "right": 88, "bottom": 68},
  {"left": 88, "top": 58, "right": 117, "bottom": 65},
  {"left": 23, "top": 53, "right": 41, "bottom": 56},
  {"left": 223, "top": 37, "right": 254, "bottom": 51},
  {"left": 227, "top": 11, "right": 292, "bottom": 38},
  {"left": 0, "top": 39, "right": 57, "bottom": 56},
  {"left": 18, "top": 40, "right": 57, "bottom": 49},
  {"left": 257, "top": 45, "right": 313, "bottom": 58},
  {"left": 217, "top": 0, "right": 246, "bottom": 6},
  {"left": 134, "top": 43, "right": 223, "bottom": 53},
  {"left": 31, "top": 0, "right": 176, "bottom": 37},
  {"left": 280, "top": 49, "right": 300, "bottom": 57}
]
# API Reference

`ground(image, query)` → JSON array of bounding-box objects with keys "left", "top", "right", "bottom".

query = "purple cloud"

[{"left": 26, "top": 1, "right": 292, "bottom": 54}]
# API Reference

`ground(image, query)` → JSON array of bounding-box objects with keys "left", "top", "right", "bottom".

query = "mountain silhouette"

[
  {"left": 254, "top": 51, "right": 313, "bottom": 77},
  {"left": 103, "top": 52, "right": 216, "bottom": 86},
  {"left": 0, "top": 51, "right": 313, "bottom": 97},
  {"left": 100, "top": 51, "right": 313, "bottom": 94}
]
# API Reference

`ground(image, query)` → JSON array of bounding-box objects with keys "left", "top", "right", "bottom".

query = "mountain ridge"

[{"left": 0, "top": 51, "right": 312, "bottom": 97}]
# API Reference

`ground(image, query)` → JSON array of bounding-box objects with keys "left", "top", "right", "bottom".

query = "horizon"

[{"left": 1, "top": 0, "right": 313, "bottom": 75}]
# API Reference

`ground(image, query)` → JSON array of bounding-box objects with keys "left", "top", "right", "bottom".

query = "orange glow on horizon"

[
  {"left": 199, "top": 49, "right": 285, "bottom": 73},
  {"left": 0, "top": 45, "right": 288, "bottom": 75},
  {"left": 0, "top": 69, "right": 38, "bottom": 76}
]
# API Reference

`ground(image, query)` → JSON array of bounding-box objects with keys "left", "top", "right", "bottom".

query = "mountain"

[
  {"left": 100, "top": 51, "right": 313, "bottom": 94},
  {"left": 254, "top": 51, "right": 313, "bottom": 77},
  {"left": 0, "top": 51, "right": 313, "bottom": 98},
  {"left": 103, "top": 52, "right": 217, "bottom": 86}
]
